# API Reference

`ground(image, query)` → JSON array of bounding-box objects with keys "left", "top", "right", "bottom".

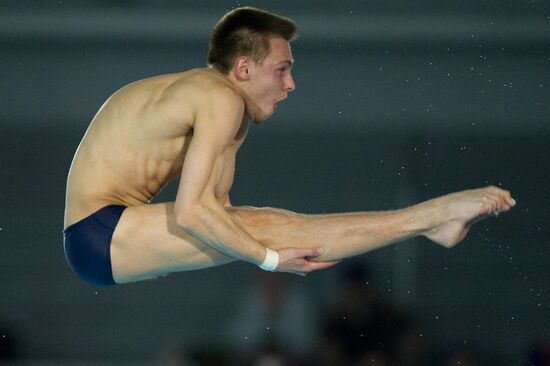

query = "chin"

[
  {"left": 252, "top": 109, "right": 274, "bottom": 124},
  {"left": 252, "top": 116, "right": 268, "bottom": 125}
]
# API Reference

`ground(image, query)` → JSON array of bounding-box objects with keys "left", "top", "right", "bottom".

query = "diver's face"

[{"left": 246, "top": 37, "right": 295, "bottom": 123}]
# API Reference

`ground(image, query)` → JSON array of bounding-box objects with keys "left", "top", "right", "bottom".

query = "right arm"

[
  {"left": 174, "top": 88, "right": 336, "bottom": 274},
  {"left": 174, "top": 88, "right": 267, "bottom": 265}
]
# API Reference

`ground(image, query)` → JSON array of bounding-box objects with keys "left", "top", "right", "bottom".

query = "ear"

[{"left": 232, "top": 56, "right": 250, "bottom": 82}]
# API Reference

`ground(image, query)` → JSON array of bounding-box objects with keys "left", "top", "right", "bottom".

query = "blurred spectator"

[
  {"left": 222, "top": 271, "right": 320, "bottom": 365},
  {"left": 318, "top": 262, "right": 422, "bottom": 366}
]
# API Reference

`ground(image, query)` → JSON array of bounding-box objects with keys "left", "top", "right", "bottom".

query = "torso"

[{"left": 64, "top": 68, "right": 247, "bottom": 229}]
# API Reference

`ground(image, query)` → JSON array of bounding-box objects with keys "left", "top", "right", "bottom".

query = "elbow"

[{"left": 175, "top": 205, "right": 201, "bottom": 232}]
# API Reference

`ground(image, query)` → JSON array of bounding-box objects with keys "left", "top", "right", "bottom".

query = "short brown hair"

[{"left": 207, "top": 7, "right": 297, "bottom": 74}]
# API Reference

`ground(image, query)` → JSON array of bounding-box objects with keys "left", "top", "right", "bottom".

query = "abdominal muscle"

[
  {"left": 64, "top": 78, "right": 195, "bottom": 228},
  {"left": 64, "top": 127, "right": 191, "bottom": 229}
]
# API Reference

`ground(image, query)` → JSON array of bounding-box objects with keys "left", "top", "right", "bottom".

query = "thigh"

[{"left": 110, "top": 202, "right": 236, "bottom": 284}]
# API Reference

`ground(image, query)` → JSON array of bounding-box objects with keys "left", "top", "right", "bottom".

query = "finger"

[
  {"left": 291, "top": 247, "right": 324, "bottom": 259},
  {"left": 304, "top": 260, "right": 341, "bottom": 272}
]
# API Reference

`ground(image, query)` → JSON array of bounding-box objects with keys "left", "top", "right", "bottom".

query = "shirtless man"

[{"left": 63, "top": 7, "right": 516, "bottom": 286}]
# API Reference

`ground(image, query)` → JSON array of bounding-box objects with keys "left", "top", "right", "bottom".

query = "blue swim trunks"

[{"left": 63, "top": 205, "right": 126, "bottom": 286}]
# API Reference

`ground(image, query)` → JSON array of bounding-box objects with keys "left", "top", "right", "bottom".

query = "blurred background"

[{"left": 1, "top": 1, "right": 549, "bottom": 365}]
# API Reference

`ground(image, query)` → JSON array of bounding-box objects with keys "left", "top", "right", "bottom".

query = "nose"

[{"left": 285, "top": 73, "right": 295, "bottom": 92}]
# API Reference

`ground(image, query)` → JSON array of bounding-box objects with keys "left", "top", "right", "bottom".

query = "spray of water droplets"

[{"left": 477, "top": 232, "right": 544, "bottom": 309}]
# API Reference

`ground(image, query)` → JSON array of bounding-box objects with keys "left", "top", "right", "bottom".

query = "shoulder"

[
  {"left": 175, "top": 71, "right": 244, "bottom": 141},
  {"left": 189, "top": 73, "right": 245, "bottom": 123},
  {"left": 165, "top": 69, "right": 243, "bottom": 121},
  {"left": 191, "top": 71, "right": 244, "bottom": 110}
]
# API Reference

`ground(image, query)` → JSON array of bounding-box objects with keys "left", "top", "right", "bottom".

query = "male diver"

[{"left": 63, "top": 7, "right": 516, "bottom": 286}]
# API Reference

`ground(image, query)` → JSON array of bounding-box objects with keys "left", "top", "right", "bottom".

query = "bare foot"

[{"left": 424, "top": 186, "right": 516, "bottom": 247}]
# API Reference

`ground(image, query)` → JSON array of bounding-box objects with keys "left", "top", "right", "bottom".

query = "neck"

[{"left": 224, "top": 70, "right": 262, "bottom": 123}]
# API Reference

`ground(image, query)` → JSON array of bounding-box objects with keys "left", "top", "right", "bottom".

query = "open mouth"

[{"left": 273, "top": 96, "right": 287, "bottom": 111}]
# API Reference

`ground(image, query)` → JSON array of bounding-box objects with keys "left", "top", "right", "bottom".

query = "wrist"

[{"left": 259, "top": 248, "right": 279, "bottom": 272}]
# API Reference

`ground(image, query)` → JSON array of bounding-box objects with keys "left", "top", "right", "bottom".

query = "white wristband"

[{"left": 259, "top": 248, "right": 279, "bottom": 272}]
